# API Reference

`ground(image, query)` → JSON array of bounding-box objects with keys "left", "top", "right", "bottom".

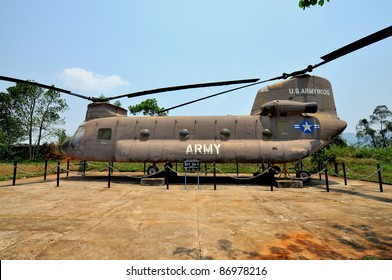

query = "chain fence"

[{"left": 1, "top": 159, "right": 388, "bottom": 192}]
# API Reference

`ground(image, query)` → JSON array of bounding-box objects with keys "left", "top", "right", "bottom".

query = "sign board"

[{"left": 183, "top": 159, "right": 200, "bottom": 172}]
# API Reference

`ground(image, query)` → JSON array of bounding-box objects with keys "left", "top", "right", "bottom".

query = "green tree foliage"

[
  {"left": 2, "top": 82, "right": 69, "bottom": 160},
  {"left": 299, "top": 0, "right": 330, "bottom": 9},
  {"left": 98, "top": 94, "right": 109, "bottom": 103},
  {"left": 113, "top": 100, "right": 122, "bottom": 107},
  {"left": 97, "top": 94, "right": 122, "bottom": 107},
  {"left": 0, "top": 93, "right": 25, "bottom": 159},
  {"left": 356, "top": 105, "right": 392, "bottom": 148},
  {"left": 310, "top": 135, "right": 347, "bottom": 166},
  {"left": 54, "top": 128, "right": 68, "bottom": 145},
  {"left": 128, "top": 98, "right": 168, "bottom": 116}
]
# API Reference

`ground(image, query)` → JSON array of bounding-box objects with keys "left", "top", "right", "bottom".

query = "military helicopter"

[{"left": 1, "top": 25, "right": 391, "bottom": 178}]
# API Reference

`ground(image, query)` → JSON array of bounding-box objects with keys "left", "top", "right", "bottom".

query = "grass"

[
  {"left": 0, "top": 160, "right": 264, "bottom": 181},
  {"left": 1, "top": 146, "right": 391, "bottom": 184},
  {"left": 361, "top": 256, "right": 386, "bottom": 260},
  {"left": 324, "top": 146, "right": 392, "bottom": 184}
]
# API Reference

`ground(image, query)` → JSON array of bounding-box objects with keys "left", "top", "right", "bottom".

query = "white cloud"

[{"left": 59, "top": 67, "right": 129, "bottom": 93}]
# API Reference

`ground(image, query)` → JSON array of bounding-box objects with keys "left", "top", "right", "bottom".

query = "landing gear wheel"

[
  {"left": 147, "top": 165, "right": 159, "bottom": 176},
  {"left": 296, "top": 170, "right": 311, "bottom": 182}
]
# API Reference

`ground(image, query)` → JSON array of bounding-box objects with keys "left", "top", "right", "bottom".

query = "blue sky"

[{"left": 1, "top": 0, "right": 391, "bottom": 135}]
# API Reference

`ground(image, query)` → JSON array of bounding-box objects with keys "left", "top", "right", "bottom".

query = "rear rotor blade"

[
  {"left": 280, "top": 25, "right": 392, "bottom": 80},
  {"left": 161, "top": 25, "right": 392, "bottom": 112},
  {"left": 320, "top": 25, "right": 392, "bottom": 63}
]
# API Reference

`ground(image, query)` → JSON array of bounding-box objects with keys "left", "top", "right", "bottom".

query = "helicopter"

[{"left": 1, "top": 25, "right": 391, "bottom": 179}]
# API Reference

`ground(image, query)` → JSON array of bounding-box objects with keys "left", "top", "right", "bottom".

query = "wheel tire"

[
  {"left": 147, "top": 165, "right": 159, "bottom": 176},
  {"left": 296, "top": 170, "right": 311, "bottom": 182}
]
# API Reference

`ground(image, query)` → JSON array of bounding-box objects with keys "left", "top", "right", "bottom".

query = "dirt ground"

[{"left": 0, "top": 173, "right": 391, "bottom": 260}]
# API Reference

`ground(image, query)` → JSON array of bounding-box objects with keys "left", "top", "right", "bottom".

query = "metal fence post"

[
  {"left": 377, "top": 164, "right": 383, "bottom": 192},
  {"left": 56, "top": 161, "right": 60, "bottom": 187},
  {"left": 66, "top": 159, "right": 70, "bottom": 178},
  {"left": 44, "top": 159, "right": 48, "bottom": 181},
  {"left": 342, "top": 162, "right": 347, "bottom": 186},
  {"left": 166, "top": 165, "right": 169, "bottom": 190},
  {"left": 213, "top": 161, "right": 216, "bottom": 191},
  {"left": 108, "top": 162, "right": 111, "bottom": 188},
  {"left": 325, "top": 166, "right": 329, "bottom": 192},
  {"left": 13, "top": 161, "right": 17, "bottom": 186}
]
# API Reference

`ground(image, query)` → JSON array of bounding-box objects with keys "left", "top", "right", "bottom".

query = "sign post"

[
  {"left": 183, "top": 159, "right": 201, "bottom": 190},
  {"left": 183, "top": 159, "right": 201, "bottom": 172}
]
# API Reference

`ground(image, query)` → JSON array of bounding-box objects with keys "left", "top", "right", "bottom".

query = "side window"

[{"left": 97, "top": 128, "right": 112, "bottom": 140}]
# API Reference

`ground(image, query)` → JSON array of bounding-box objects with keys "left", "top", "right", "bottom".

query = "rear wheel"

[
  {"left": 296, "top": 170, "right": 311, "bottom": 182},
  {"left": 147, "top": 165, "right": 159, "bottom": 176}
]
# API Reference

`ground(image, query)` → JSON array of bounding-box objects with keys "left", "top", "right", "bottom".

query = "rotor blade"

[
  {"left": 159, "top": 25, "right": 392, "bottom": 113},
  {"left": 158, "top": 73, "right": 312, "bottom": 113},
  {"left": 320, "top": 25, "right": 392, "bottom": 63},
  {"left": 1, "top": 75, "right": 259, "bottom": 103},
  {"left": 158, "top": 80, "right": 265, "bottom": 113},
  {"left": 276, "top": 25, "right": 392, "bottom": 81},
  {"left": 106, "top": 78, "right": 260, "bottom": 101},
  {"left": 0, "top": 75, "right": 103, "bottom": 102}
]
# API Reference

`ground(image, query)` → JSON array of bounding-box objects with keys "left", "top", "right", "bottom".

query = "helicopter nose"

[{"left": 61, "top": 138, "right": 71, "bottom": 154}]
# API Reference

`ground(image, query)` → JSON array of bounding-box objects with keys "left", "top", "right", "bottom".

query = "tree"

[
  {"left": 113, "top": 100, "right": 122, "bottom": 107},
  {"left": 0, "top": 93, "right": 25, "bottom": 159},
  {"left": 128, "top": 98, "right": 168, "bottom": 116},
  {"left": 96, "top": 94, "right": 122, "bottom": 107},
  {"left": 310, "top": 135, "right": 347, "bottom": 166},
  {"left": 299, "top": 0, "right": 330, "bottom": 9},
  {"left": 356, "top": 105, "right": 392, "bottom": 148},
  {"left": 54, "top": 128, "right": 68, "bottom": 146},
  {"left": 4, "top": 82, "right": 69, "bottom": 160},
  {"left": 356, "top": 119, "right": 377, "bottom": 147}
]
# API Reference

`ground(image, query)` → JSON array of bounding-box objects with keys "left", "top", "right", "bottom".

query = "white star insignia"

[{"left": 302, "top": 121, "right": 312, "bottom": 132}]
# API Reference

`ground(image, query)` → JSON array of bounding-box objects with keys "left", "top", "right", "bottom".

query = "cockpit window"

[
  {"left": 97, "top": 128, "right": 112, "bottom": 140},
  {"left": 72, "top": 125, "right": 85, "bottom": 144}
]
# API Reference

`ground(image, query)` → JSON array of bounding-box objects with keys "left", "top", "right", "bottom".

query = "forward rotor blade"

[
  {"left": 0, "top": 75, "right": 102, "bottom": 102},
  {"left": 107, "top": 78, "right": 260, "bottom": 101}
]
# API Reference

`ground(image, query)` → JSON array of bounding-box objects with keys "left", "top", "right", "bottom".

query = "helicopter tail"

[{"left": 250, "top": 75, "right": 337, "bottom": 116}]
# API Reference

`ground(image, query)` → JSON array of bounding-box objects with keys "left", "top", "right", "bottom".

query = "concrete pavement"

[{"left": 0, "top": 174, "right": 391, "bottom": 260}]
